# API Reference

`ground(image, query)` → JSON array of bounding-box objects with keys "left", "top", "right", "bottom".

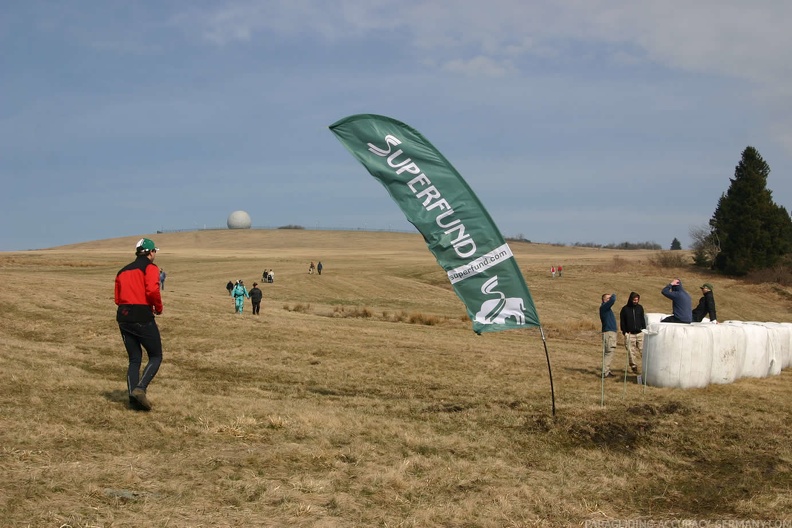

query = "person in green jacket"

[{"left": 232, "top": 280, "right": 249, "bottom": 313}]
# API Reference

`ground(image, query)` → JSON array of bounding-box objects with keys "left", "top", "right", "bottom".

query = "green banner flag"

[{"left": 329, "top": 114, "right": 541, "bottom": 334}]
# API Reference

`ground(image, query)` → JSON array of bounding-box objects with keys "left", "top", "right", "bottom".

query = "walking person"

[
  {"left": 551, "top": 265, "right": 556, "bottom": 279},
  {"left": 317, "top": 261, "right": 323, "bottom": 275},
  {"left": 692, "top": 283, "right": 718, "bottom": 323},
  {"left": 661, "top": 278, "right": 692, "bottom": 324},
  {"left": 232, "top": 279, "right": 250, "bottom": 313},
  {"left": 557, "top": 264, "right": 563, "bottom": 278},
  {"left": 226, "top": 280, "right": 234, "bottom": 296},
  {"left": 249, "top": 282, "right": 263, "bottom": 315},
  {"left": 309, "top": 261, "right": 315, "bottom": 274},
  {"left": 619, "top": 292, "right": 646, "bottom": 374},
  {"left": 600, "top": 293, "right": 617, "bottom": 378},
  {"left": 114, "top": 238, "right": 163, "bottom": 411},
  {"left": 159, "top": 269, "right": 166, "bottom": 290}
]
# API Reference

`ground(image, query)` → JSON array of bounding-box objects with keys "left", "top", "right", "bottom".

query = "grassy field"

[{"left": 1, "top": 229, "right": 791, "bottom": 527}]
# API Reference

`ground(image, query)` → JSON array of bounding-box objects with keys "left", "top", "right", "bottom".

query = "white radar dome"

[{"left": 227, "top": 210, "right": 252, "bottom": 229}]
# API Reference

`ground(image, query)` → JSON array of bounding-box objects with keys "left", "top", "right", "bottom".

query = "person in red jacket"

[{"left": 115, "top": 238, "right": 163, "bottom": 411}]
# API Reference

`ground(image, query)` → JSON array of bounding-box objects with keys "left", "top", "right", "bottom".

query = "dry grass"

[{"left": 1, "top": 229, "right": 792, "bottom": 527}]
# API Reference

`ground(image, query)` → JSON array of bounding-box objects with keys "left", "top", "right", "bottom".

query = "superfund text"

[{"left": 368, "top": 134, "right": 476, "bottom": 259}]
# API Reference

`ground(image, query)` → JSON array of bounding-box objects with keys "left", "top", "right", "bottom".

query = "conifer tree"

[
  {"left": 670, "top": 238, "right": 682, "bottom": 250},
  {"left": 711, "top": 146, "right": 792, "bottom": 275}
]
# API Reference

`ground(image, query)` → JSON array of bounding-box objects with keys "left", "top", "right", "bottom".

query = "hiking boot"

[{"left": 131, "top": 388, "right": 152, "bottom": 411}]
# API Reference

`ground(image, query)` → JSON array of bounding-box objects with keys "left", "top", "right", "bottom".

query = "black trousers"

[
  {"left": 252, "top": 301, "right": 261, "bottom": 315},
  {"left": 119, "top": 321, "right": 163, "bottom": 394},
  {"left": 660, "top": 315, "right": 690, "bottom": 324}
]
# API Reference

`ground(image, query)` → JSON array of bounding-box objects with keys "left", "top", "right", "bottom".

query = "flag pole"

[
  {"left": 622, "top": 349, "right": 629, "bottom": 398},
  {"left": 539, "top": 326, "right": 556, "bottom": 416},
  {"left": 601, "top": 339, "right": 606, "bottom": 407}
]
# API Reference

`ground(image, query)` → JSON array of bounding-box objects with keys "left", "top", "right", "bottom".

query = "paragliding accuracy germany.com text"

[{"left": 584, "top": 521, "right": 791, "bottom": 528}]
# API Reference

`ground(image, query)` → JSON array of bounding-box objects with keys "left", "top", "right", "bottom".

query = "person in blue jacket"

[
  {"left": 599, "top": 293, "right": 617, "bottom": 378},
  {"left": 661, "top": 278, "right": 692, "bottom": 323},
  {"left": 232, "top": 280, "right": 250, "bottom": 313}
]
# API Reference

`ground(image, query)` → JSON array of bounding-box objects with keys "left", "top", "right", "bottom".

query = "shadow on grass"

[
  {"left": 520, "top": 401, "right": 791, "bottom": 517},
  {"left": 103, "top": 389, "right": 147, "bottom": 411}
]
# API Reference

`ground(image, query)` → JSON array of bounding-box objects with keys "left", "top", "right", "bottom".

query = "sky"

[{"left": 3, "top": 1, "right": 792, "bottom": 251}]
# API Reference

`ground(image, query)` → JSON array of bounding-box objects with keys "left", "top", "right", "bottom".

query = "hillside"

[{"left": 1, "top": 229, "right": 791, "bottom": 526}]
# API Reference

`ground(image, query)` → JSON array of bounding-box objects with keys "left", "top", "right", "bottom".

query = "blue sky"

[{"left": 3, "top": 1, "right": 792, "bottom": 251}]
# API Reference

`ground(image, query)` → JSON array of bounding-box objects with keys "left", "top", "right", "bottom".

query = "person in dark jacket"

[
  {"left": 115, "top": 238, "right": 163, "bottom": 411},
  {"left": 692, "top": 283, "right": 718, "bottom": 323},
  {"left": 661, "top": 278, "right": 692, "bottom": 323},
  {"left": 619, "top": 292, "right": 646, "bottom": 374},
  {"left": 599, "top": 293, "right": 617, "bottom": 378},
  {"left": 226, "top": 280, "right": 234, "bottom": 296},
  {"left": 249, "top": 282, "right": 263, "bottom": 315}
]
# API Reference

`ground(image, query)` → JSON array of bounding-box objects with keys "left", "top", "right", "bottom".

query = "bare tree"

[{"left": 689, "top": 224, "right": 720, "bottom": 268}]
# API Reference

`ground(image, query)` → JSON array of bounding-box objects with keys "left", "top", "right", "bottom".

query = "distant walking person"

[
  {"left": 317, "top": 261, "right": 323, "bottom": 275},
  {"left": 557, "top": 265, "right": 563, "bottom": 278},
  {"left": 232, "top": 280, "right": 249, "bottom": 313},
  {"left": 249, "top": 282, "right": 263, "bottom": 315},
  {"left": 551, "top": 265, "right": 556, "bottom": 279},
  {"left": 115, "top": 238, "right": 163, "bottom": 411},
  {"left": 600, "top": 293, "right": 617, "bottom": 378},
  {"left": 309, "top": 261, "right": 315, "bottom": 274},
  {"left": 619, "top": 292, "right": 646, "bottom": 374},
  {"left": 661, "top": 278, "right": 692, "bottom": 324},
  {"left": 692, "top": 283, "right": 718, "bottom": 323},
  {"left": 159, "top": 269, "right": 166, "bottom": 290},
  {"left": 226, "top": 280, "right": 234, "bottom": 296}
]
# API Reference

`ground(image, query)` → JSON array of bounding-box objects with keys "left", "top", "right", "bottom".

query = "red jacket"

[{"left": 115, "top": 255, "right": 163, "bottom": 322}]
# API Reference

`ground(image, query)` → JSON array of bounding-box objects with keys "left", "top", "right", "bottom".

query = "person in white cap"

[{"left": 114, "top": 238, "right": 163, "bottom": 411}]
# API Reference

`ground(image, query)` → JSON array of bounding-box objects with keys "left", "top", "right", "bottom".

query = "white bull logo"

[{"left": 474, "top": 276, "right": 526, "bottom": 325}]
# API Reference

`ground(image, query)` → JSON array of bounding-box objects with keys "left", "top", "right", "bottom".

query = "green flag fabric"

[{"left": 329, "top": 114, "right": 540, "bottom": 334}]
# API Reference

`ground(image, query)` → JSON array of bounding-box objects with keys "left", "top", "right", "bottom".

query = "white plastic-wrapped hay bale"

[
  {"left": 777, "top": 323, "right": 792, "bottom": 369},
  {"left": 747, "top": 322, "right": 789, "bottom": 375},
  {"left": 725, "top": 321, "right": 771, "bottom": 378},
  {"left": 645, "top": 313, "right": 668, "bottom": 325},
  {"left": 762, "top": 323, "right": 787, "bottom": 375},
  {"left": 643, "top": 324, "right": 713, "bottom": 388},
  {"left": 704, "top": 322, "right": 746, "bottom": 384}
]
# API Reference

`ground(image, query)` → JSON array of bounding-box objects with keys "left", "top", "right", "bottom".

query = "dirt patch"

[{"left": 522, "top": 401, "right": 694, "bottom": 451}]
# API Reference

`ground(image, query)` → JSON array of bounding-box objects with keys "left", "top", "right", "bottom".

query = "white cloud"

[
  {"left": 441, "top": 56, "right": 514, "bottom": 77},
  {"left": 178, "top": 0, "right": 792, "bottom": 85}
]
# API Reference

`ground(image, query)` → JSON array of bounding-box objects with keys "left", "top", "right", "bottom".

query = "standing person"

[
  {"left": 232, "top": 279, "right": 249, "bottom": 313},
  {"left": 661, "top": 278, "right": 692, "bottom": 323},
  {"left": 159, "top": 269, "right": 166, "bottom": 290},
  {"left": 226, "top": 280, "right": 234, "bottom": 296},
  {"left": 557, "top": 264, "right": 563, "bottom": 278},
  {"left": 692, "top": 283, "right": 718, "bottom": 323},
  {"left": 268, "top": 269, "right": 275, "bottom": 283},
  {"left": 317, "top": 261, "right": 323, "bottom": 275},
  {"left": 599, "top": 293, "right": 617, "bottom": 378},
  {"left": 309, "top": 261, "right": 315, "bottom": 274},
  {"left": 551, "top": 265, "right": 556, "bottom": 279},
  {"left": 249, "top": 282, "right": 263, "bottom": 315},
  {"left": 619, "top": 292, "right": 646, "bottom": 374},
  {"left": 114, "top": 238, "right": 163, "bottom": 411}
]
